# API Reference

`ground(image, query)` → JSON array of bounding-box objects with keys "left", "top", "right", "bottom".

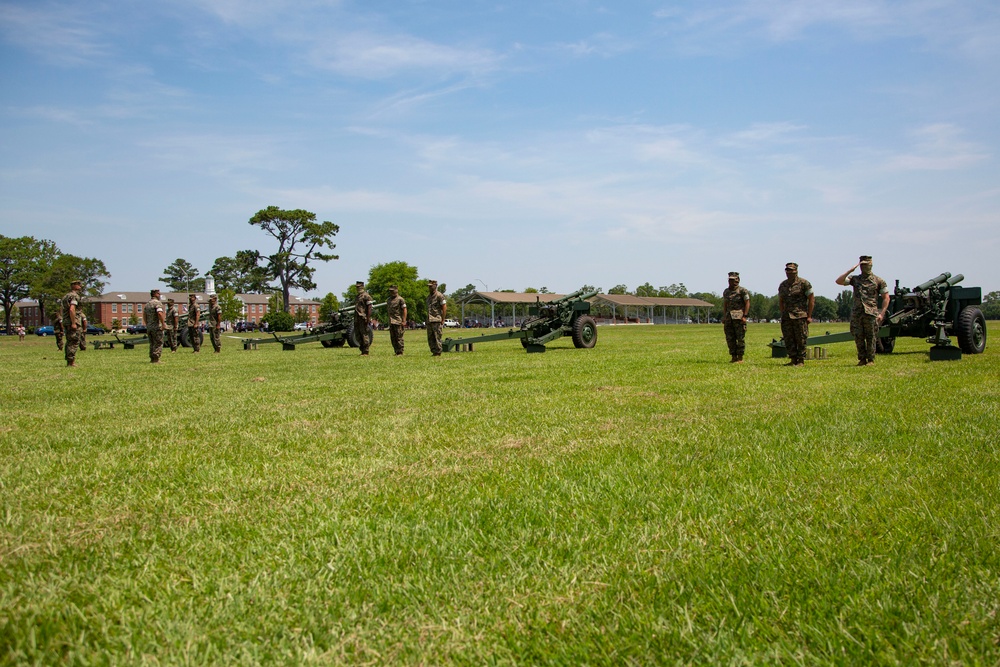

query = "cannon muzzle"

[
  {"left": 946, "top": 274, "right": 964, "bottom": 286},
  {"left": 915, "top": 273, "right": 952, "bottom": 292}
]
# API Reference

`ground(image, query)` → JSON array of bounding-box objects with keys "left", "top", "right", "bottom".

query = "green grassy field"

[{"left": 1, "top": 323, "right": 998, "bottom": 665}]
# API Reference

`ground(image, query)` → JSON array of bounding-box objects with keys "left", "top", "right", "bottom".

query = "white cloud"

[
  {"left": 0, "top": 3, "right": 109, "bottom": 65},
  {"left": 883, "top": 123, "right": 990, "bottom": 171}
]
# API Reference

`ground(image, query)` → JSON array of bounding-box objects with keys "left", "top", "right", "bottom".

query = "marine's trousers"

[
  {"left": 427, "top": 322, "right": 443, "bottom": 355},
  {"left": 390, "top": 324, "right": 405, "bottom": 355},
  {"left": 148, "top": 328, "right": 163, "bottom": 362},
  {"left": 781, "top": 316, "right": 809, "bottom": 362},
  {"left": 723, "top": 319, "right": 746, "bottom": 358},
  {"left": 850, "top": 313, "right": 877, "bottom": 362}
]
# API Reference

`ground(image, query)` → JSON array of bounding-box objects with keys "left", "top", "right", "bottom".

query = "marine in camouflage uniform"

[
  {"left": 187, "top": 295, "right": 201, "bottom": 352},
  {"left": 722, "top": 272, "right": 750, "bottom": 363},
  {"left": 386, "top": 285, "right": 407, "bottom": 356},
  {"left": 52, "top": 310, "right": 64, "bottom": 351},
  {"left": 208, "top": 295, "right": 222, "bottom": 353},
  {"left": 164, "top": 298, "right": 179, "bottom": 352},
  {"left": 61, "top": 279, "right": 83, "bottom": 367},
  {"left": 837, "top": 255, "right": 890, "bottom": 366},
  {"left": 354, "top": 281, "right": 373, "bottom": 356},
  {"left": 426, "top": 279, "right": 446, "bottom": 356},
  {"left": 143, "top": 289, "right": 166, "bottom": 363},
  {"left": 778, "top": 262, "right": 814, "bottom": 366}
]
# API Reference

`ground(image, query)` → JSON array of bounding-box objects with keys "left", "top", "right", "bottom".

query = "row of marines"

[
  {"left": 58, "top": 258, "right": 885, "bottom": 367},
  {"left": 722, "top": 255, "right": 890, "bottom": 366}
]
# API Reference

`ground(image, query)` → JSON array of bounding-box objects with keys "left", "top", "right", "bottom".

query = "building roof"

[
  {"left": 460, "top": 291, "right": 568, "bottom": 305},
  {"left": 592, "top": 294, "right": 714, "bottom": 308},
  {"left": 87, "top": 291, "right": 319, "bottom": 305}
]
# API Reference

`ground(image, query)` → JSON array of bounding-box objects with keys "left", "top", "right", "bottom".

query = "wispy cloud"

[
  {"left": 308, "top": 32, "right": 501, "bottom": 80},
  {"left": 883, "top": 123, "right": 990, "bottom": 171},
  {"left": 0, "top": 2, "right": 109, "bottom": 65}
]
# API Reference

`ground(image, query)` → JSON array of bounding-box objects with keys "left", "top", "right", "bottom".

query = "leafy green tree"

[
  {"left": 813, "top": 296, "right": 837, "bottom": 322},
  {"left": 365, "top": 261, "right": 422, "bottom": 324},
  {"left": 691, "top": 291, "right": 722, "bottom": 321},
  {"left": 293, "top": 306, "right": 311, "bottom": 324},
  {"left": 982, "top": 291, "right": 1000, "bottom": 320},
  {"left": 32, "top": 253, "right": 110, "bottom": 323},
  {"left": 1, "top": 235, "right": 59, "bottom": 333},
  {"left": 249, "top": 206, "right": 339, "bottom": 312},
  {"left": 211, "top": 250, "right": 273, "bottom": 294},
  {"left": 160, "top": 258, "right": 200, "bottom": 292},
  {"left": 608, "top": 284, "right": 629, "bottom": 295},
  {"left": 318, "top": 292, "right": 340, "bottom": 322},
  {"left": 635, "top": 282, "right": 656, "bottom": 297},
  {"left": 835, "top": 290, "right": 853, "bottom": 321},
  {"left": 747, "top": 292, "right": 770, "bottom": 321},
  {"left": 216, "top": 289, "right": 243, "bottom": 324},
  {"left": 267, "top": 291, "right": 284, "bottom": 314},
  {"left": 524, "top": 287, "right": 539, "bottom": 293},
  {"left": 658, "top": 283, "right": 689, "bottom": 297},
  {"left": 262, "top": 310, "right": 294, "bottom": 332}
]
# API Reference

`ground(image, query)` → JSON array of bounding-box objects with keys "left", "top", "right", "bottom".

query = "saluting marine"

[{"left": 836, "top": 255, "right": 889, "bottom": 366}]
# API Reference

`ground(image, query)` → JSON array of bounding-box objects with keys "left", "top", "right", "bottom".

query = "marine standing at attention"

[
  {"left": 61, "top": 279, "right": 83, "bottom": 367},
  {"left": 165, "top": 298, "right": 179, "bottom": 352},
  {"left": 187, "top": 294, "right": 201, "bottom": 352},
  {"left": 143, "top": 288, "right": 166, "bottom": 364},
  {"left": 426, "top": 279, "right": 446, "bottom": 357},
  {"left": 209, "top": 294, "right": 222, "bottom": 353},
  {"left": 836, "top": 255, "right": 889, "bottom": 366},
  {"left": 387, "top": 285, "right": 407, "bottom": 356},
  {"left": 778, "top": 262, "right": 814, "bottom": 367},
  {"left": 722, "top": 272, "right": 750, "bottom": 363},
  {"left": 354, "top": 280, "right": 373, "bottom": 356}
]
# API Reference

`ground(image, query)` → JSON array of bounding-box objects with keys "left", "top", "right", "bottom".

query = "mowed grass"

[{"left": 1, "top": 322, "right": 998, "bottom": 665}]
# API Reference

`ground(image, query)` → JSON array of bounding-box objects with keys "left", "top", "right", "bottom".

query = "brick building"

[{"left": 15, "top": 291, "right": 322, "bottom": 329}]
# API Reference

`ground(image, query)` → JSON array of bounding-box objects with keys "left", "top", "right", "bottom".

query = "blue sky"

[{"left": 2, "top": 0, "right": 998, "bottom": 299}]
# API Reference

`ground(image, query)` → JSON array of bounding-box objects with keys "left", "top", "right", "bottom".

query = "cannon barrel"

[
  {"left": 338, "top": 301, "right": 387, "bottom": 314},
  {"left": 915, "top": 273, "right": 951, "bottom": 292},
  {"left": 550, "top": 288, "right": 600, "bottom": 303},
  {"left": 946, "top": 274, "right": 964, "bottom": 286}
]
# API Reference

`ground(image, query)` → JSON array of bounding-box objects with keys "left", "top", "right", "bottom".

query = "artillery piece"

[
  {"left": 770, "top": 272, "right": 986, "bottom": 361},
  {"left": 242, "top": 302, "right": 385, "bottom": 351},
  {"left": 442, "top": 289, "right": 599, "bottom": 353}
]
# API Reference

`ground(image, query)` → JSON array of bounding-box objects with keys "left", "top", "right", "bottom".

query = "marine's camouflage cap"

[
  {"left": 167, "top": 298, "right": 175, "bottom": 303},
  {"left": 389, "top": 285, "right": 398, "bottom": 292},
  {"left": 150, "top": 289, "right": 160, "bottom": 296},
  {"left": 427, "top": 279, "right": 438, "bottom": 285},
  {"left": 727, "top": 272, "right": 739, "bottom": 279},
  {"left": 785, "top": 262, "right": 798, "bottom": 270},
  {"left": 355, "top": 280, "right": 364, "bottom": 286},
  {"left": 209, "top": 294, "right": 217, "bottom": 300},
  {"left": 70, "top": 278, "right": 82, "bottom": 285},
  {"left": 859, "top": 255, "right": 873, "bottom": 264}
]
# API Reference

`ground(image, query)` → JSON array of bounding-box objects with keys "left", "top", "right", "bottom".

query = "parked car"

[
  {"left": 444, "top": 319, "right": 460, "bottom": 328},
  {"left": 126, "top": 324, "right": 147, "bottom": 334},
  {"left": 36, "top": 325, "right": 55, "bottom": 336},
  {"left": 86, "top": 324, "right": 103, "bottom": 335},
  {"left": 293, "top": 322, "right": 310, "bottom": 331}
]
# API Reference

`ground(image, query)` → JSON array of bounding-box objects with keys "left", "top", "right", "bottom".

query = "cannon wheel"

[
  {"left": 876, "top": 336, "right": 896, "bottom": 354},
  {"left": 572, "top": 315, "right": 598, "bottom": 349},
  {"left": 320, "top": 337, "right": 346, "bottom": 348},
  {"left": 347, "top": 322, "right": 373, "bottom": 348},
  {"left": 957, "top": 306, "right": 987, "bottom": 354}
]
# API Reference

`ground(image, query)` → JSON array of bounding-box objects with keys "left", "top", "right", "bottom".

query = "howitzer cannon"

[
  {"left": 242, "top": 303, "right": 386, "bottom": 350},
  {"left": 770, "top": 271, "right": 987, "bottom": 360},
  {"left": 443, "top": 289, "right": 600, "bottom": 353}
]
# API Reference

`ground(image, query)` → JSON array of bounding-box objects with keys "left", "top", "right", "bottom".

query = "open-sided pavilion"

[{"left": 455, "top": 291, "right": 714, "bottom": 327}]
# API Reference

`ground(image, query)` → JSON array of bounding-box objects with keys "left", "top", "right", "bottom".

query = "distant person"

[
  {"left": 722, "top": 272, "right": 750, "bottom": 363},
  {"left": 165, "top": 298, "right": 179, "bottom": 352},
  {"left": 354, "top": 281, "right": 373, "bottom": 356},
  {"left": 386, "top": 285, "right": 407, "bottom": 356},
  {"left": 836, "top": 255, "right": 890, "bottom": 366},
  {"left": 208, "top": 294, "right": 222, "bottom": 353},
  {"left": 52, "top": 310, "right": 64, "bottom": 351},
  {"left": 778, "top": 262, "right": 814, "bottom": 367},
  {"left": 17, "top": 325, "right": 25, "bottom": 341},
  {"left": 143, "top": 288, "right": 166, "bottom": 364},
  {"left": 187, "top": 294, "right": 201, "bottom": 352},
  {"left": 61, "top": 279, "right": 83, "bottom": 367},
  {"left": 426, "top": 279, "right": 447, "bottom": 356}
]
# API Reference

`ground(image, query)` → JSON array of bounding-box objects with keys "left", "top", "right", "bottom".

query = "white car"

[
  {"left": 444, "top": 319, "right": 460, "bottom": 328},
  {"left": 293, "top": 322, "right": 310, "bottom": 331}
]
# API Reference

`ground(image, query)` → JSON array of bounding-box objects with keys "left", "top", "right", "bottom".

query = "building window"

[{"left": 112, "top": 303, "right": 117, "bottom": 313}]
